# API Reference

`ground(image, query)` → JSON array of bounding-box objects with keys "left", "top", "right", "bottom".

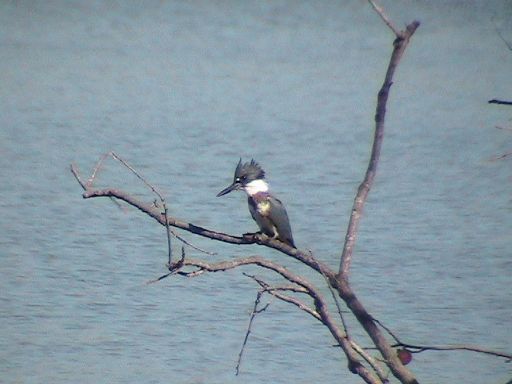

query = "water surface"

[{"left": 1, "top": 1, "right": 511, "bottom": 383}]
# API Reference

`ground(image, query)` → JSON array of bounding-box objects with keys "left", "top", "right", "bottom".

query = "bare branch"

[
  {"left": 71, "top": 4, "right": 510, "bottom": 382},
  {"left": 111, "top": 152, "right": 165, "bottom": 201},
  {"left": 169, "top": 230, "right": 216, "bottom": 256},
  {"left": 395, "top": 343, "right": 512, "bottom": 360},
  {"left": 174, "top": 256, "right": 316, "bottom": 291},
  {"left": 71, "top": 161, "right": 123, "bottom": 209},
  {"left": 331, "top": 23, "right": 424, "bottom": 376},
  {"left": 79, "top": 181, "right": 337, "bottom": 281},
  {"left": 489, "top": 99, "right": 512, "bottom": 106},
  {"left": 71, "top": 16, "right": 426, "bottom": 384},
  {"left": 494, "top": 24, "right": 512, "bottom": 51},
  {"left": 322, "top": 270, "right": 350, "bottom": 335},
  {"left": 70, "top": 163, "right": 86, "bottom": 189},
  {"left": 349, "top": 340, "right": 389, "bottom": 382},
  {"left": 73, "top": 161, "right": 405, "bottom": 383},
  {"left": 110, "top": 152, "right": 174, "bottom": 264},
  {"left": 373, "top": 318, "right": 512, "bottom": 360},
  {"left": 245, "top": 273, "right": 320, "bottom": 320},
  {"left": 367, "top": 0, "right": 400, "bottom": 36},
  {"left": 87, "top": 152, "right": 110, "bottom": 188},
  {"left": 339, "top": 20, "right": 420, "bottom": 279},
  {"left": 248, "top": 274, "right": 388, "bottom": 382},
  {"left": 146, "top": 246, "right": 186, "bottom": 284},
  {"left": 168, "top": 256, "right": 381, "bottom": 383},
  {"left": 236, "top": 290, "right": 267, "bottom": 375}
]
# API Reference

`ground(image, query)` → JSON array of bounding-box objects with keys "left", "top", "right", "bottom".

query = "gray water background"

[{"left": 1, "top": 1, "right": 511, "bottom": 383}]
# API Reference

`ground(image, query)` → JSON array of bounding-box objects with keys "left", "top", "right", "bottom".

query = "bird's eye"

[{"left": 235, "top": 177, "right": 241, "bottom": 183}]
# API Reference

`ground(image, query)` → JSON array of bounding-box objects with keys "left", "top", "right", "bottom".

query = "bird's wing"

[{"left": 267, "top": 196, "right": 295, "bottom": 247}]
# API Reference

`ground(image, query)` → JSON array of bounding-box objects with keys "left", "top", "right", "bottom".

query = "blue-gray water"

[{"left": 1, "top": 1, "right": 511, "bottom": 383}]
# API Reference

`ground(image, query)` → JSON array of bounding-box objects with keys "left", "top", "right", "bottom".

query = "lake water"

[{"left": 1, "top": 1, "right": 511, "bottom": 383}]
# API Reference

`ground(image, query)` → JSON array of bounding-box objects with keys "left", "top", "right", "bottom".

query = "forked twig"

[
  {"left": 245, "top": 273, "right": 319, "bottom": 319},
  {"left": 110, "top": 152, "right": 173, "bottom": 264},
  {"left": 77, "top": 152, "right": 216, "bottom": 261},
  {"left": 236, "top": 290, "right": 269, "bottom": 375},
  {"left": 146, "top": 246, "right": 186, "bottom": 284},
  {"left": 71, "top": 162, "right": 124, "bottom": 209}
]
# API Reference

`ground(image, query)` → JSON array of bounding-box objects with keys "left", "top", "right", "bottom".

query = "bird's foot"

[{"left": 242, "top": 232, "right": 260, "bottom": 241}]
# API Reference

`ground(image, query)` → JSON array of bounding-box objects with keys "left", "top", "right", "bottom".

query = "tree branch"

[
  {"left": 396, "top": 343, "right": 512, "bottom": 360},
  {"left": 334, "top": 18, "right": 421, "bottom": 384},
  {"left": 339, "top": 20, "right": 420, "bottom": 279},
  {"left": 367, "top": 0, "right": 400, "bottom": 36},
  {"left": 235, "top": 290, "right": 268, "bottom": 376},
  {"left": 71, "top": 4, "right": 510, "bottom": 383},
  {"left": 71, "top": 17, "right": 423, "bottom": 381},
  {"left": 76, "top": 173, "right": 336, "bottom": 278},
  {"left": 488, "top": 99, "right": 512, "bottom": 106},
  {"left": 245, "top": 273, "right": 319, "bottom": 319},
  {"left": 168, "top": 256, "right": 382, "bottom": 383}
]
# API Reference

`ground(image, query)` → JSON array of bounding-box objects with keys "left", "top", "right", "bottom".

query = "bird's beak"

[{"left": 217, "top": 182, "right": 239, "bottom": 197}]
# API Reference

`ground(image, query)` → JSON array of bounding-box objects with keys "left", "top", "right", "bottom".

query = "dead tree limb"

[
  {"left": 71, "top": 3, "right": 510, "bottom": 383},
  {"left": 171, "top": 256, "right": 384, "bottom": 383},
  {"left": 70, "top": 17, "right": 422, "bottom": 384},
  {"left": 339, "top": 18, "right": 420, "bottom": 279},
  {"left": 488, "top": 99, "right": 512, "bottom": 105}
]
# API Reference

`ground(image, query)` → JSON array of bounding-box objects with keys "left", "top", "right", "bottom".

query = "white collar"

[{"left": 244, "top": 179, "right": 269, "bottom": 196}]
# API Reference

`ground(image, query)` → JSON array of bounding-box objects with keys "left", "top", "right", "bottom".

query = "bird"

[{"left": 217, "top": 159, "right": 295, "bottom": 247}]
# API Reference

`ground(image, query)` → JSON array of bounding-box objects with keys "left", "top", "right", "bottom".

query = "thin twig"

[
  {"left": 387, "top": 335, "right": 512, "bottom": 360},
  {"left": 87, "top": 152, "right": 110, "bottom": 188},
  {"left": 245, "top": 273, "right": 320, "bottom": 320},
  {"left": 146, "top": 272, "right": 173, "bottom": 284},
  {"left": 349, "top": 340, "right": 389, "bottom": 382},
  {"left": 392, "top": 343, "right": 512, "bottom": 360},
  {"left": 367, "top": 0, "right": 400, "bottom": 36},
  {"left": 170, "top": 230, "right": 216, "bottom": 255},
  {"left": 236, "top": 290, "right": 269, "bottom": 375},
  {"left": 85, "top": 153, "right": 215, "bottom": 260},
  {"left": 373, "top": 317, "right": 401, "bottom": 345},
  {"left": 373, "top": 317, "right": 512, "bottom": 360},
  {"left": 71, "top": 161, "right": 123, "bottom": 208},
  {"left": 495, "top": 25, "right": 512, "bottom": 51},
  {"left": 489, "top": 99, "right": 512, "bottom": 106},
  {"left": 247, "top": 273, "right": 387, "bottom": 381},
  {"left": 111, "top": 152, "right": 164, "bottom": 200},
  {"left": 146, "top": 246, "right": 187, "bottom": 284},
  {"left": 70, "top": 164, "right": 85, "bottom": 189},
  {"left": 320, "top": 267, "right": 349, "bottom": 335},
  {"left": 110, "top": 152, "right": 174, "bottom": 264}
]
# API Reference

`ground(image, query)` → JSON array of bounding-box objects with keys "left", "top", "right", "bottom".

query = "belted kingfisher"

[{"left": 217, "top": 159, "right": 295, "bottom": 247}]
